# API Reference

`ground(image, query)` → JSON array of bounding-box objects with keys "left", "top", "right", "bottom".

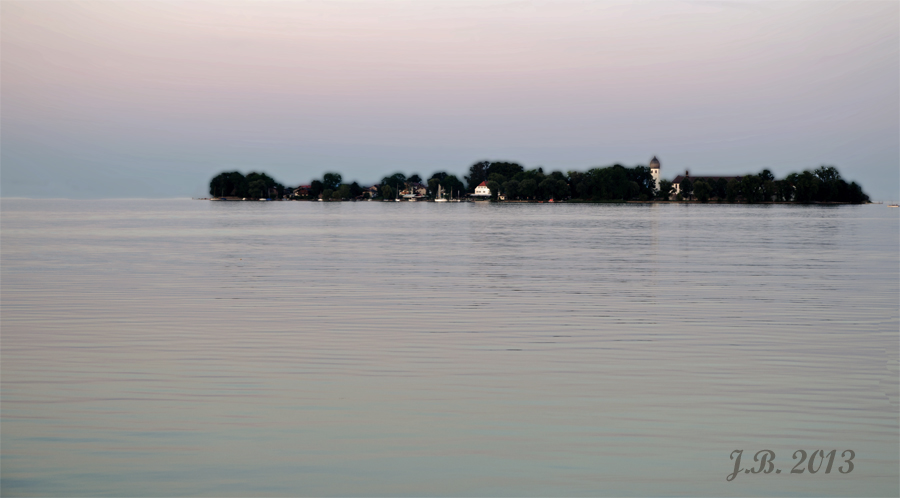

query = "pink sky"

[{"left": 2, "top": 1, "right": 897, "bottom": 198}]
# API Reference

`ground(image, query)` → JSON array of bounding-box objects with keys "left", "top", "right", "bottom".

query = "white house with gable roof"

[{"left": 470, "top": 181, "right": 492, "bottom": 200}]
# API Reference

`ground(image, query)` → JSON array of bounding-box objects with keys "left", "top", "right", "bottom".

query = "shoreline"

[{"left": 198, "top": 197, "right": 872, "bottom": 205}]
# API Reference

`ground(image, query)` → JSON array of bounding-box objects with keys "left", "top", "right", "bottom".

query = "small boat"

[
  {"left": 435, "top": 185, "right": 447, "bottom": 202},
  {"left": 889, "top": 204, "right": 899, "bottom": 208}
]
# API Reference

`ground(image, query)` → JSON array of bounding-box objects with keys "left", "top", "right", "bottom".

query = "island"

[{"left": 207, "top": 158, "right": 870, "bottom": 204}]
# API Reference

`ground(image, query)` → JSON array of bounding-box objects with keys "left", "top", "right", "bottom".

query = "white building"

[
  {"left": 470, "top": 181, "right": 492, "bottom": 200},
  {"left": 650, "top": 156, "right": 660, "bottom": 192}
]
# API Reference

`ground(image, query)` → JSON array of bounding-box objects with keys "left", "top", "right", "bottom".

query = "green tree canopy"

[
  {"left": 488, "top": 173, "right": 507, "bottom": 185},
  {"left": 693, "top": 181, "right": 711, "bottom": 203},
  {"left": 714, "top": 178, "right": 728, "bottom": 200},
  {"left": 519, "top": 178, "right": 537, "bottom": 199},
  {"left": 554, "top": 179, "right": 569, "bottom": 200},
  {"left": 309, "top": 180, "right": 324, "bottom": 197},
  {"left": 502, "top": 180, "right": 520, "bottom": 200},
  {"left": 847, "top": 182, "right": 869, "bottom": 204},
  {"left": 814, "top": 166, "right": 840, "bottom": 183},
  {"left": 627, "top": 166, "right": 656, "bottom": 199},
  {"left": 657, "top": 179, "right": 673, "bottom": 200},
  {"left": 534, "top": 178, "right": 569, "bottom": 200},
  {"left": 209, "top": 171, "right": 247, "bottom": 197},
  {"left": 428, "top": 171, "right": 449, "bottom": 182},
  {"left": 465, "top": 161, "right": 490, "bottom": 192},
  {"left": 381, "top": 173, "right": 407, "bottom": 190},
  {"left": 486, "top": 180, "right": 501, "bottom": 200},
  {"left": 322, "top": 172, "right": 342, "bottom": 191},
  {"left": 725, "top": 179, "right": 740, "bottom": 203},
  {"left": 487, "top": 161, "right": 524, "bottom": 180},
  {"left": 442, "top": 175, "right": 464, "bottom": 198},
  {"left": 248, "top": 179, "right": 267, "bottom": 198},
  {"left": 792, "top": 171, "right": 819, "bottom": 203},
  {"left": 740, "top": 175, "right": 762, "bottom": 203},
  {"left": 775, "top": 180, "right": 793, "bottom": 202},
  {"left": 427, "top": 177, "right": 441, "bottom": 196},
  {"left": 680, "top": 177, "right": 693, "bottom": 200}
]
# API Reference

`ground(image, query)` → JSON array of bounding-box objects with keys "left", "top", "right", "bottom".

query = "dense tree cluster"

[
  {"left": 308, "top": 172, "right": 363, "bottom": 200},
  {"left": 210, "top": 162, "right": 869, "bottom": 204},
  {"left": 457, "top": 161, "right": 654, "bottom": 201},
  {"left": 427, "top": 171, "right": 465, "bottom": 199},
  {"left": 674, "top": 166, "right": 868, "bottom": 204},
  {"left": 566, "top": 165, "right": 655, "bottom": 202},
  {"left": 783, "top": 166, "right": 868, "bottom": 204},
  {"left": 209, "top": 171, "right": 284, "bottom": 199}
]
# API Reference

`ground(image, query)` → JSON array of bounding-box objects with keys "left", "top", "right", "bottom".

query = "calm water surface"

[{"left": 2, "top": 200, "right": 898, "bottom": 496}]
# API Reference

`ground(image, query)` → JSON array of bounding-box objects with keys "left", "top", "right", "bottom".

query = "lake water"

[{"left": 1, "top": 199, "right": 897, "bottom": 497}]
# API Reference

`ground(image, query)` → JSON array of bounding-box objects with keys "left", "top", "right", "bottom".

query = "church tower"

[{"left": 649, "top": 156, "right": 660, "bottom": 191}]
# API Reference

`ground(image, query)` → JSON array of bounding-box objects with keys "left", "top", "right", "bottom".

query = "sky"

[{"left": 2, "top": 0, "right": 898, "bottom": 200}]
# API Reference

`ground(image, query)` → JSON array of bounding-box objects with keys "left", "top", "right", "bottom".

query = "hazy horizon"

[{"left": 3, "top": 1, "right": 898, "bottom": 200}]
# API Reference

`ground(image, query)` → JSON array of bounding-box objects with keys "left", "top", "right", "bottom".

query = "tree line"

[
  {"left": 661, "top": 166, "right": 868, "bottom": 204},
  {"left": 210, "top": 162, "right": 869, "bottom": 203},
  {"left": 208, "top": 171, "right": 284, "bottom": 199}
]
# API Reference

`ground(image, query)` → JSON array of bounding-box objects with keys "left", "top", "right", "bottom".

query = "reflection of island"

[{"left": 207, "top": 157, "right": 870, "bottom": 204}]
